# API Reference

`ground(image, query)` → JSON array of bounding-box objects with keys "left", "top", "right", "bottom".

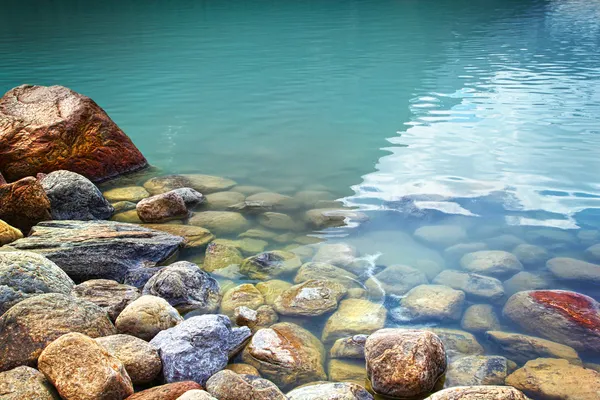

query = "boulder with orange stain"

[
  {"left": 0, "top": 85, "right": 147, "bottom": 183},
  {"left": 0, "top": 176, "right": 51, "bottom": 233}
]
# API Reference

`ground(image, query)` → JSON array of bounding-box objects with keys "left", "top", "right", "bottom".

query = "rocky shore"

[{"left": 1, "top": 85, "right": 599, "bottom": 399}]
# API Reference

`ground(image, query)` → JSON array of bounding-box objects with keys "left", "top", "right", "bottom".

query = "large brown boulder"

[
  {"left": 125, "top": 382, "right": 202, "bottom": 400},
  {"left": 364, "top": 329, "right": 447, "bottom": 398},
  {"left": 38, "top": 332, "right": 134, "bottom": 400},
  {"left": 0, "top": 293, "right": 116, "bottom": 371},
  {"left": 0, "top": 85, "right": 147, "bottom": 182},
  {"left": 0, "top": 366, "right": 60, "bottom": 399},
  {"left": 0, "top": 177, "right": 51, "bottom": 232}
]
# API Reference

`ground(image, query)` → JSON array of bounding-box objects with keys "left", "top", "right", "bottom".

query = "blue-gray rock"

[
  {"left": 2, "top": 220, "right": 184, "bottom": 283},
  {"left": 41, "top": 170, "right": 114, "bottom": 220},
  {"left": 0, "top": 251, "right": 74, "bottom": 314},
  {"left": 171, "top": 188, "right": 206, "bottom": 207},
  {"left": 124, "top": 265, "right": 166, "bottom": 289},
  {"left": 142, "top": 261, "right": 221, "bottom": 314},
  {"left": 149, "top": 314, "right": 251, "bottom": 385}
]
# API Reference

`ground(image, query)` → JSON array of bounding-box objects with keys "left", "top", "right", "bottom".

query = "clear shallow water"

[{"left": 3, "top": 0, "right": 600, "bottom": 396}]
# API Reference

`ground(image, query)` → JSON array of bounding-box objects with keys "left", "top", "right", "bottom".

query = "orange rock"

[
  {"left": 0, "top": 176, "right": 51, "bottom": 233},
  {"left": 126, "top": 382, "right": 202, "bottom": 400},
  {"left": 0, "top": 85, "right": 147, "bottom": 183}
]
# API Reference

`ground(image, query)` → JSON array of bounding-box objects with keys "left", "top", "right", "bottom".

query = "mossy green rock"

[
  {"left": 103, "top": 186, "right": 150, "bottom": 202},
  {"left": 144, "top": 174, "right": 237, "bottom": 195},
  {"left": 274, "top": 279, "right": 347, "bottom": 317},
  {"left": 240, "top": 250, "right": 302, "bottom": 280},
  {"left": 256, "top": 279, "right": 293, "bottom": 306},
  {"left": 189, "top": 211, "right": 250, "bottom": 235},
  {"left": 294, "top": 262, "right": 360, "bottom": 289},
  {"left": 321, "top": 299, "right": 386, "bottom": 343},
  {"left": 203, "top": 242, "right": 243, "bottom": 273}
]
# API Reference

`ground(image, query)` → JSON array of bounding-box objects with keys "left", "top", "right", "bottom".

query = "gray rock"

[
  {"left": 546, "top": 257, "right": 600, "bottom": 284},
  {"left": 513, "top": 244, "right": 549, "bottom": 267},
  {"left": 205, "top": 370, "right": 286, "bottom": 400},
  {"left": 485, "top": 331, "right": 581, "bottom": 365},
  {"left": 394, "top": 284, "right": 465, "bottom": 323},
  {"left": 460, "top": 250, "right": 523, "bottom": 277},
  {"left": 0, "top": 366, "right": 60, "bottom": 399},
  {"left": 0, "top": 251, "right": 74, "bottom": 314},
  {"left": 445, "top": 356, "right": 508, "bottom": 387},
  {"left": 460, "top": 304, "right": 501, "bottom": 334},
  {"left": 433, "top": 270, "right": 504, "bottom": 303},
  {"left": 3, "top": 220, "right": 184, "bottom": 283},
  {"left": 41, "top": 170, "right": 114, "bottom": 220},
  {"left": 365, "top": 264, "right": 428, "bottom": 298},
  {"left": 171, "top": 187, "right": 205, "bottom": 207},
  {"left": 123, "top": 265, "right": 166, "bottom": 289},
  {"left": 71, "top": 279, "right": 140, "bottom": 322},
  {"left": 503, "top": 271, "right": 553, "bottom": 297},
  {"left": 287, "top": 382, "right": 374, "bottom": 400},
  {"left": 143, "top": 261, "right": 221, "bottom": 314},
  {"left": 149, "top": 314, "right": 251, "bottom": 385}
]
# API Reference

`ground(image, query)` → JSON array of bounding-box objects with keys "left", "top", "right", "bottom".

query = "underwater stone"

[
  {"left": 143, "top": 174, "right": 236, "bottom": 195},
  {"left": 240, "top": 250, "right": 302, "bottom": 280},
  {"left": 322, "top": 299, "right": 386, "bottom": 343},
  {"left": 189, "top": 211, "right": 250, "bottom": 235},
  {"left": 485, "top": 331, "right": 581, "bottom": 365},
  {"left": 445, "top": 355, "right": 508, "bottom": 387},
  {"left": 413, "top": 225, "right": 468, "bottom": 247},
  {"left": 396, "top": 284, "right": 465, "bottom": 323},
  {"left": 546, "top": 257, "right": 600, "bottom": 284},
  {"left": 433, "top": 270, "right": 504, "bottom": 303},
  {"left": 460, "top": 304, "right": 501, "bottom": 334},
  {"left": 365, "top": 264, "right": 428, "bottom": 298},
  {"left": 103, "top": 186, "right": 150, "bottom": 202},
  {"left": 460, "top": 250, "right": 523, "bottom": 277},
  {"left": 274, "top": 279, "right": 347, "bottom": 317}
]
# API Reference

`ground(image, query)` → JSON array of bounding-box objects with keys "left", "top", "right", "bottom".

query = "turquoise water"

[{"left": 3, "top": 0, "right": 600, "bottom": 395}]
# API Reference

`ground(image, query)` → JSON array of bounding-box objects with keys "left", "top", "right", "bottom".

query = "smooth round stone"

[
  {"left": 586, "top": 243, "right": 600, "bottom": 262},
  {"left": 329, "top": 334, "right": 368, "bottom": 359},
  {"left": 287, "top": 245, "right": 315, "bottom": 261},
  {"left": 189, "top": 211, "right": 250, "bottom": 235},
  {"left": 395, "top": 284, "right": 465, "bottom": 323},
  {"left": 96, "top": 334, "right": 162, "bottom": 385},
  {"left": 111, "top": 209, "right": 143, "bottom": 223},
  {"left": 258, "top": 212, "right": 298, "bottom": 230},
  {"left": 484, "top": 234, "right": 525, "bottom": 250},
  {"left": 111, "top": 201, "right": 137, "bottom": 213},
  {"left": 294, "top": 262, "right": 360, "bottom": 289},
  {"left": 365, "top": 264, "right": 428, "bottom": 298},
  {"left": 321, "top": 299, "right": 386, "bottom": 343},
  {"left": 485, "top": 331, "right": 581, "bottom": 365},
  {"left": 287, "top": 382, "right": 373, "bottom": 400},
  {"left": 503, "top": 271, "right": 553, "bottom": 297},
  {"left": 506, "top": 358, "right": 600, "bottom": 399},
  {"left": 239, "top": 228, "right": 278, "bottom": 240},
  {"left": 71, "top": 279, "right": 140, "bottom": 322},
  {"left": 312, "top": 243, "right": 357, "bottom": 268},
  {"left": 365, "top": 329, "right": 446, "bottom": 398},
  {"left": 115, "top": 295, "right": 183, "bottom": 341},
  {"left": 274, "top": 279, "right": 347, "bottom": 316},
  {"left": 214, "top": 238, "right": 268, "bottom": 255},
  {"left": 205, "top": 370, "right": 286, "bottom": 400},
  {"left": 103, "top": 186, "right": 149, "bottom": 202},
  {"left": 242, "top": 322, "right": 326, "bottom": 390},
  {"left": 460, "top": 250, "right": 523, "bottom": 277},
  {"left": 433, "top": 270, "right": 504, "bottom": 303},
  {"left": 272, "top": 232, "right": 296, "bottom": 243},
  {"left": 294, "top": 190, "right": 335, "bottom": 208},
  {"left": 525, "top": 228, "right": 576, "bottom": 244},
  {"left": 328, "top": 359, "right": 367, "bottom": 384},
  {"left": 234, "top": 305, "right": 278, "bottom": 333},
  {"left": 426, "top": 386, "right": 528, "bottom": 400},
  {"left": 176, "top": 390, "right": 217, "bottom": 400},
  {"left": 426, "top": 328, "right": 484, "bottom": 361},
  {"left": 444, "top": 242, "right": 487, "bottom": 261},
  {"left": 304, "top": 208, "right": 367, "bottom": 229},
  {"left": 230, "top": 185, "right": 269, "bottom": 195},
  {"left": 0, "top": 366, "right": 59, "bottom": 399},
  {"left": 220, "top": 284, "right": 265, "bottom": 317},
  {"left": 294, "top": 235, "right": 323, "bottom": 245},
  {"left": 0, "top": 251, "right": 75, "bottom": 314},
  {"left": 170, "top": 187, "right": 205, "bottom": 207},
  {"left": 203, "top": 242, "right": 243, "bottom": 273},
  {"left": 578, "top": 230, "right": 600, "bottom": 245},
  {"left": 245, "top": 192, "right": 298, "bottom": 211},
  {"left": 513, "top": 244, "right": 549, "bottom": 266},
  {"left": 240, "top": 251, "right": 302, "bottom": 280},
  {"left": 144, "top": 174, "right": 237, "bottom": 195},
  {"left": 204, "top": 191, "right": 246, "bottom": 210},
  {"left": 128, "top": 382, "right": 203, "bottom": 400},
  {"left": 145, "top": 224, "right": 214, "bottom": 249},
  {"left": 460, "top": 304, "right": 501, "bottom": 334},
  {"left": 225, "top": 363, "right": 260, "bottom": 376},
  {"left": 136, "top": 191, "right": 189, "bottom": 223},
  {"left": 414, "top": 225, "right": 468, "bottom": 247},
  {"left": 0, "top": 220, "right": 23, "bottom": 245},
  {"left": 546, "top": 257, "right": 600, "bottom": 283},
  {"left": 256, "top": 280, "right": 293, "bottom": 306},
  {"left": 445, "top": 356, "right": 508, "bottom": 387}
]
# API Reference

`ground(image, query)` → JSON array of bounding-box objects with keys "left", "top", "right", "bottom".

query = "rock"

[
  {"left": 142, "top": 261, "right": 220, "bottom": 314},
  {"left": 228, "top": 201, "right": 275, "bottom": 214},
  {"left": 126, "top": 382, "right": 203, "bottom": 400},
  {"left": 0, "top": 177, "right": 51, "bottom": 232},
  {"left": 274, "top": 279, "right": 347, "bottom": 316},
  {"left": 144, "top": 224, "right": 214, "bottom": 249},
  {"left": 445, "top": 356, "right": 508, "bottom": 387},
  {"left": 460, "top": 304, "right": 501, "bottom": 334},
  {"left": 136, "top": 191, "right": 189, "bottom": 223},
  {"left": 72, "top": 279, "right": 140, "bottom": 322},
  {"left": 287, "top": 382, "right": 374, "bottom": 400},
  {"left": 150, "top": 314, "right": 251, "bottom": 385},
  {"left": 0, "top": 293, "right": 115, "bottom": 371},
  {"left": 485, "top": 331, "right": 581, "bottom": 365},
  {"left": 176, "top": 390, "right": 217, "bottom": 400},
  {"left": 426, "top": 328, "right": 484, "bottom": 361},
  {"left": 214, "top": 237, "right": 268, "bottom": 255},
  {"left": 0, "top": 220, "right": 23, "bottom": 245},
  {"left": 38, "top": 332, "right": 133, "bottom": 399},
  {"left": 203, "top": 242, "right": 243, "bottom": 273},
  {"left": 322, "top": 299, "right": 386, "bottom": 343},
  {"left": 4, "top": 220, "right": 184, "bottom": 283},
  {"left": 40, "top": 170, "right": 114, "bottom": 220},
  {"left": 365, "top": 264, "right": 428, "bottom": 298},
  {"left": 0, "top": 366, "right": 59, "bottom": 399},
  {"left": 258, "top": 212, "right": 298, "bottom": 230},
  {"left": 394, "top": 284, "right": 465, "bottom": 323},
  {"left": 312, "top": 243, "right": 357, "bottom": 268},
  {"left": 242, "top": 322, "right": 326, "bottom": 390},
  {"left": 329, "top": 335, "right": 368, "bottom": 359},
  {"left": 239, "top": 228, "right": 278, "bottom": 240},
  {"left": 205, "top": 370, "right": 286, "bottom": 400},
  {"left": 579, "top": 230, "right": 600, "bottom": 245},
  {"left": 294, "top": 262, "right": 360, "bottom": 289},
  {"left": 204, "top": 191, "right": 246, "bottom": 210},
  {"left": 365, "top": 329, "right": 446, "bottom": 398},
  {"left": 230, "top": 185, "right": 268, "bottom": 195},
  {"left": 240, "top": 250, "right": 302, "bottom": 280},
  {"left": 225, "top": 363, "right": 260, "bottom": 376},
  {"left": 328, "top": 359, "right": 367, "bottom": 383},
  {"left": 0, "top": 251, "right": 74, "bottom": 314},
  {"left": 586, "top": 243, "right": 600, "bottom": 262},
  {"left": 432, "top": 270, "right": 504, "bottom": 303},
  {"left": 425, "top": 386, "right": 528, "bottom": 400},
  {"left": 460, "top": 251, "right": 523, "bottom": 277},
  {"left": 503, "top": 290, "right": 600, "bottom": 353},
  {"left": 112, "top": 209, "right": 143, "bottom": 223},
  {"left": 123, "top": 265, "right": 166, "bottom": 290},
  {"left": 256, "top": 279, "right": 293, "bottom": 305},
  {"left": 546, "top": 257, "right": 600, "bottom": 284},
  {"left": 144, "top": 174, "right": 236, "bottom": 195},
  {"left": 294, "top": 190, "right": 335, "bottom": 207},
  {"left": 95, "top": 334, "right": 161, "bottom": 385},
  {"left": 506, "top": 358, "right": 600, "bottom": 399},
  {"left": 112, "top": 201, "right": 137, "bottom": 213},
  {"left": 485, "top": 234, "right": 525, "bottom": 250},
  {"left": 103, "top": 186, "right": 150, "bottom": 202},
  {"left": 503, "top": 271, "right": 553, "bottom": 297},
  {"left": 220, "top": 284, "right": 265, "bottom": 317},
  {"left": 513, "top": 244, "right": 549, "bottom": 266},
  {"left": 525, "top": 228, "right": 576, "bottom": 245},
  {"left": 189, "top": 211, "right": 249, "bottom": 235},
  {"left": 171, "top": 187, "right": 205, "bottom": 207},
  {"left": 0, "top": 85, "right": 147, "bottom": 182},
  {"left": 414, "top": 225, "right": 468, "bottom": 247},
  {"left": 234, "top": 305, "right": 278, "bottom": 333},
  {"left": 245, "top": 192, "right": 297, "bottom": 211},
  {"left": 115, "top": 295, "right": 182, "bottom": 341},
  {"left": 304, "top": 208, "right": 367, "bottom": 229},
  {"left": 444, "top": 242, "right": 488, "bottom": 261}
]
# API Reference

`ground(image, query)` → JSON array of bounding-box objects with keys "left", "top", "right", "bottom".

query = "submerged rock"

[
  {"left": 220, "top": 283, "right": 265, "bottom": 317},
  {"left": 304, "top": 208, "right": 367, "bottom": 229},
  {"left": 365, "top": 329, "right": 446, "bottom": 398},
  {"left": 115, "top": 295, "right": 182, "bottom": 341},
  {"left": 242, "top": 322, "right": 326, "bottom": 390},
  {"left": 460, "top": 250, "right": 523, "bottom": 277},
  {"left": 71, "top": 279, "right": 140, "bottom": 322},
  {"left": 213, "top": 238, "right": 268, "bottom": 255},
  {"left": 204, "top": 191, "right": 246, "bottom": 210},
  {"left": 144, "top": 174, "right": 236, "bottom": 195},
  {"left": 258, "top": 212, "right": 298, "bottom": 230},
  {"left": 0, "top": 177, "right": 52, "bottom": 232},
  {"left": 426, "top": 386, "right": 527, "bottom": 400},
  {"left": 245, "top": 192, "right": 297, "bottom": 211},
  {"left": 170, "top": 187, "right": 205, "bottom": 207},
  {"left": 233, "top": 305, "right": 278, "bottom": 333},
  {"left": 0, "top": 366, "right": 60, "bottom": 400},
  {"left": 240, "top": 250, "right": 302, "bottom": 280},
  {"left": 546, "top": 257, "right": 600, "bottom": 284},
  {"left": 395, "top": 284, "right": 465, "bottom": 323},
  {"left": 460, "top": 304, "right": 501, "bottom": 334},
  {"left": 503, "top": 290, "right": 600, "bottom": 353},
  {"left": 322, "top": 299, "right": 386, "bottom": 343},
  {"left": 40, "top": 170, "right": 114, "bottom": 220},
  {"left": 0, "top": 84, "right": 147, "bottom": 182},
  {"left": 38, "top": 332, "right": 134, "bottom": 400},
  {"left": 0, "top": 293, "right": 115, "bottom": 371},
  {"left": 103, "top": 186, "right": 150, "bottom": 202},
  {"left": 189, "top": 211, "right": 250, "bottom": 235},
  {"left": 512, "top": 244, "right": 549, "bottom": 266},
  {"left": 414, "top": 225, "right": 468, "bottom": 247},
  {"left": 365, "top": 264, "right": 428, "bottom": 298},
  {"left": 0, "top": 251, "right": 74, "bottom": 314},
  {"left": 203, "top": 242, "right": 243, "bottom": 273},
  {"left": 256, "top": 279, "right": 293, "bottom": 305},
  {"left": 0, "top": 219, "right": 23, "bottom": 245},
  {"left": 328, "top": 359, "right": 367, "bottom": 384},
  {"left": 329, "top": 334, "right": 368, "bottom": 359},
  {"left": 150, "top": 315, "right": 251, "bottom": 385},
  {"left": 136, "top": 191, "right": 189, "bottom": 223},
  {"left": 205, "top": 370, "right": 286, "bottom": 400},
  {"left": 426, "top": 328, "right": 484, "bottom": 361},
  {"left": 3, "top": 220, "right": 183, "bottom": 283},
  {"left": 311, "top": 243, "right": 358, "bottom": 268},
  {"left": 485, "top": 331, "right": 581, "bottom": 365},
  {"left": 274, "top": 279, "right": 347, "bottom": 316},
  {"left": 294, "top": 262, "right": 360, "bottom": 289},
  {"left": 445, "top": 355, "right": 508, "bottom": 387},
  {"left": 433, "top": 270, "right": 504, "bottom": 303},
  {"left": 126, "top": 382, "right": 203, "bottom": 400},
  {"left": 503, "top": 271, "right": 553, "bottom": 297},
  {"left": 287, "top": 382, "right": 373, "bottom": 400},
  {"left": 144, "top": 224, "right": 214, "bottom": 249}
]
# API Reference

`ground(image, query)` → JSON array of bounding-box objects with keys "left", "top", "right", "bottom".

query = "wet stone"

[
  {"left": 256, "top": 279, "right": 293, "bottom": 305},
  {"left": 286, "top": 382, "right": 374, "bottom": 400},
  {"left": 460, "top": 250, "right": 523, "bottom": 277},
  {"left": 112, "top": 201, "right": 137, "bottom": 213},
  {"left": 294, "top": 262, "right": 360, "bottom": 289},
  {"left": 225, "top": 363, "right": 260, "bottom": 376},
  {"left": 484, "top": 234, "right": 525, "bottom": 250},
  {"left": 512, "top": 244, "right": 549, "bottom": 267},
  {"left": 394, "top": 284, "right": 465, "bottom": 323},
  {"left": 304, "top": 208, "right": 367, "bottom": 229},
  {"left": 444, "top": 242, "right": 488, "bottom": 262},
  {"left": 546, "top": 257, "right": 600, "bottom": 284},
  {"left": 205, "top": 370, "right": 286, "bottom": 400},
  {"left": 322, "top": 299, "right": 386, "bottom": 343},
  {"left": 426, "top": 328, "right": 484, "bottom": 361},
  {"left": 115, "top": 295, "right": 183, "bottom": 341},
  {"left": 240, "top": 250, "right": 302, "bottom": 280},
  {"left": 204, "top": 191, "right": 246, "bottom": 210},
  {"left": 145, "top": 224, "right": 214, "bottom": 249},
  {"left": 445, "top": 355, "right": 508, "bottom": 387},
  {"left": 274, "top": 279, "right": 347, "bottom": 317},
  {"left": 414, "top": 225, "right": 468, "bottom": 247},
  {"left": 433, "top": 270, "right": 504, "bottom": 303},
  {"left": 0, "top": 366, "right": 60, "bottom": 400},
  {"left": 312, "top": 242, "right": 357, "bottom": 268},
  {"left": 239, "top": 228, "right": 278, "bottom": 240},
  {"left": 485, "top": 331, "right": 581, "bottom": 365},
  {"left": 258, "top": 212, "right": 298, "bottom": 230},
  {"left": 586, "top": 243, "right": 600, "bottom": 262},
  {"left": 71, "top": 279, "right": 140, "bottom": 322},
  {"left": 136, "top": 191, "right": 189, "bottom": 223},
  {"left": 213, "top": 237, "right": 268, "bottom": 255},
  {"left": 503, "top": 271, "right": 553, "bottom": 297},
  {"left": 221, "top": 283, "right": 265, "bottom": 317},
  {"left": 103, "top": 186, "right": 150, "bottom": 202},
  {"left": 329, "top": 334, "right": 368, "bottom": 359},
  {"left": 245, "top": 192, "right": 298, "bottom": 211},
  {"left": 328, "top": 359, "right": 367, "bottom": 384},
  {"left": 143, "top": 174, "right": 236, "bottom": 195},
  {"left": 203, "top": 242, "right": 243, "bottom": 273},
  {"left": 365, "top": 264, "right": 428, "bottom": 298},
  {"left": 460, "top": 304, "right": 501, "bottom": 334},
  {"left": 189, "top": 211, "right": 250, "bottom": 235}
]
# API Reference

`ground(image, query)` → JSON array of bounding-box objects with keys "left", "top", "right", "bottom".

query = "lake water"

[{"left": 2, "top": 0, "right": 600, "bottom": 396}]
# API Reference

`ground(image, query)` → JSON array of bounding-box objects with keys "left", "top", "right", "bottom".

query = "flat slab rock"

[{"left": 2, "top": 220, "right": 184, "bottom": 282}]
